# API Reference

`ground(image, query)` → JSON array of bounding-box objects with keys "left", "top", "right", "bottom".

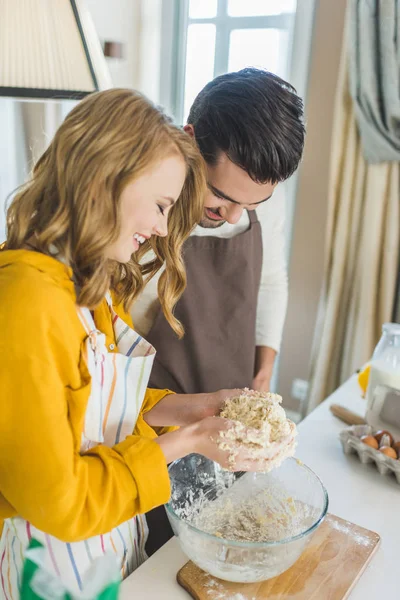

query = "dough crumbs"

[{"left": 218, "top": 389, "right": 297, "bottom": 470}]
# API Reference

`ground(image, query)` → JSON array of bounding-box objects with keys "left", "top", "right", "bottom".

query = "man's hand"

[
  {"left": 251, "top": 372, "right": 271, "bottom": 393},
  {"left": 252, "top": 346, "right": 277, "bottom": 392},
  {"left": 209, "top": 388, "right": 242, "bottom": 415}
]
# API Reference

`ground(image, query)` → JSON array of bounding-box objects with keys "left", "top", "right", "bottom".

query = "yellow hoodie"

[{"left": 0, "top": 250, "right": 171, "bottom": 542}]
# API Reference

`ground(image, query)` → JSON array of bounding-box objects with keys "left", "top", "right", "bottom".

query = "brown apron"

[
  {"left": 147, "top": 209, "right": 263, "bottom": 394},
  {"left": 144, "top": 210, "right": 262, "bottom": 556}
]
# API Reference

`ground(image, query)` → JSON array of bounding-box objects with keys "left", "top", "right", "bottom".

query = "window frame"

[
  {"left": 160, "top": 0, "right": 315, "bottom": 122},
  {"left": 165, "top": 0, "right": 300, "bottom": 124}
]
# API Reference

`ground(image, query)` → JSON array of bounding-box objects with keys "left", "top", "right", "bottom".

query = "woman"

[{"left": 0, "top": 89, "right": 272, "bottom": 595}]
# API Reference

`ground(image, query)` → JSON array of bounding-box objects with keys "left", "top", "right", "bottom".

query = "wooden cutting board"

[{"left": 177, "top": 514, "right": 380, "bottom": 600}]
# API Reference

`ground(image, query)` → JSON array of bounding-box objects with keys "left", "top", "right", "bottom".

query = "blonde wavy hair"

[{"left": 6, "top": 88, "right": 206, "bottom": 337}]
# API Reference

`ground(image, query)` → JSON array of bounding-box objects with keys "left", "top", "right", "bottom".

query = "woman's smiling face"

[{"left": 105, "top": 154, "right": 187, "bottom": 263}]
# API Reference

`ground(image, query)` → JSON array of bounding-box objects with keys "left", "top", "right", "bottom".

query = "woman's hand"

[
  {"left": 194, "top": 416, "right": 290, "bottom": 471},
  {"left": 144, "top": 389, "right": 242, "bottom": 427},
  {"left": 155, "top": 415, "right": 290, "bottom": 472}
]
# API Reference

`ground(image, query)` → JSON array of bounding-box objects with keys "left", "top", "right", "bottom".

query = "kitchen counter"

[{"left": 121, "top": 375, "right": 399, "bottom": 598}]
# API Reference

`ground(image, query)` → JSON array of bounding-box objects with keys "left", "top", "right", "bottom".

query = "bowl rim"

[{"left": 165, "top": 456, "right": 329, "bottom": 548}]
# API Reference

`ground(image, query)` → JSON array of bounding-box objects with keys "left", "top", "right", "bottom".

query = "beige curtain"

[{"left": 306, "top": 11, "right": 400, "bottom": 413}]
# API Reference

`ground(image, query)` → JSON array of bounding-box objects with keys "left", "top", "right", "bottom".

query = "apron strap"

[
  {"left": 76, "top": 306, "right": 97, "bottom": 335},
  {"left": 248, "top": 209, "right": 259, "bottom": 224},
  {"left": 77, "top": 291, "right": 113, "bottom": 335},
  {"left": 105, "top": 290, "right": 113, "bottom": 307}
]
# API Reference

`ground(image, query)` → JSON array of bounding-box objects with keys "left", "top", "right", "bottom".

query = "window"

[{"left": 174, "top": 0, "right": 298, "bottom": 123}]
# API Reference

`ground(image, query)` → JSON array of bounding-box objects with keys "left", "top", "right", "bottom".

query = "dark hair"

[{"left": 187, "top": 68, "right": 305, "bottom": 184}]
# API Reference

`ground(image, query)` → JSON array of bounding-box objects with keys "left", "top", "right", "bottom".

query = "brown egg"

[
  {"left": 375, "top": 430, "right": 394, "bottom": 446},
  {"left": 392, "top": 441, "right": 400, "bottom": 458},
  {"left": 379, "top": 446, "right": 397, "bottom": 460},
  {"left": 361, "top": 435, "right": 379, "bottom": 449}
]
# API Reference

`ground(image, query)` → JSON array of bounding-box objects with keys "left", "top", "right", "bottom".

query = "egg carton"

[{"left": 339, "top": 424, "right": 400, "bottom": 485}]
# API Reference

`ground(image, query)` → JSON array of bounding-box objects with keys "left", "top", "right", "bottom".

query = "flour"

[
  {"left": 207, "top": 590, "right": 255, "bottom": 600},
  {"left": 218, "top": 389, "right": 297, "bottom": 470},
  {"left": 173, "top": 469, "right": 319, "bottom": 582},
  {"left": 205, "top": 577, "right": 255, "bottom": 600}
]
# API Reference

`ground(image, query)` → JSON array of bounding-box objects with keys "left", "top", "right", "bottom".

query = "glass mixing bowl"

[{"left": 166, "top": 455, "right": 328, "bottom": 583}]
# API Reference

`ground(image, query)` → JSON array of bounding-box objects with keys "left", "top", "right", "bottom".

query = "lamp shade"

[{"left": 0, "top": 0, "right": 112, "bottom": 99}]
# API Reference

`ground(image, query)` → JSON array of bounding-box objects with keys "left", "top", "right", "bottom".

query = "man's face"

[{"left": 200, "top": 152, "right": 277, "bottom": 228}]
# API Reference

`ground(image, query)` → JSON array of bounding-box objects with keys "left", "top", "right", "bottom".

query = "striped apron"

[{"left": 0, "top": 294, "right": 156, "bottom": 597}]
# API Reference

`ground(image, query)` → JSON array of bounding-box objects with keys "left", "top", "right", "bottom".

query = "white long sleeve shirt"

[{"left": 131, "top": 188, "right": 288, "bottom": 352}]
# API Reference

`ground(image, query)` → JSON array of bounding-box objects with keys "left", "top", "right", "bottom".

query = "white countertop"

[{"left": 121, "top": 376, "right": 399, "bottom": 598}]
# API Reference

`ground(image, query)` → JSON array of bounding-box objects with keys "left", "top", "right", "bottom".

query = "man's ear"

[{"left": 183, "top": 124, "right": 195, "bottom": 137}]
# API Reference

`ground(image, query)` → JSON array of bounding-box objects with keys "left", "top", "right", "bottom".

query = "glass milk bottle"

[{"left": 366, "top": 323, "right": 400, "bottom": 438}]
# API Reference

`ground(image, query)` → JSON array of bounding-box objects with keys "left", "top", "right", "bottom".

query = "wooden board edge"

[
  {"left": 342, "top": 532, "right": 381, "bottom": 600},
  {"left": 177, "top": 565, "right": 201, "bottom": 600}
]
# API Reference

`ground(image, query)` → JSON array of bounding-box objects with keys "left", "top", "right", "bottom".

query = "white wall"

[
  {"left": 84, "top": 0, "right": 163, "bottom": 102},
  {"left": 0, "top": 99, "right": 68, "bottom": 242},
  {"left": 137, "top": 0, "right": 162, "bottom": 102},
  {"left": 84, "top": 0, "right": 142, "bottom": 89},
  {"left": 0, "top": 100, "right": 19, "bottom": 240}
]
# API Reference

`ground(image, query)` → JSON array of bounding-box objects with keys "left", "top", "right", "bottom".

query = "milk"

[{"left": 366, "top": 359, "right": 400, "bottom": 439}]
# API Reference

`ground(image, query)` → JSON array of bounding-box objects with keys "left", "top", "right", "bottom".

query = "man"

[{"left": 132, "top": 68, "right": 305, "bottom": 395}]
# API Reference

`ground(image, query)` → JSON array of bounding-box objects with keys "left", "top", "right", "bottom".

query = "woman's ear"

[{"left": 183, "top": 124, "right": 195, "bottom": 137}]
